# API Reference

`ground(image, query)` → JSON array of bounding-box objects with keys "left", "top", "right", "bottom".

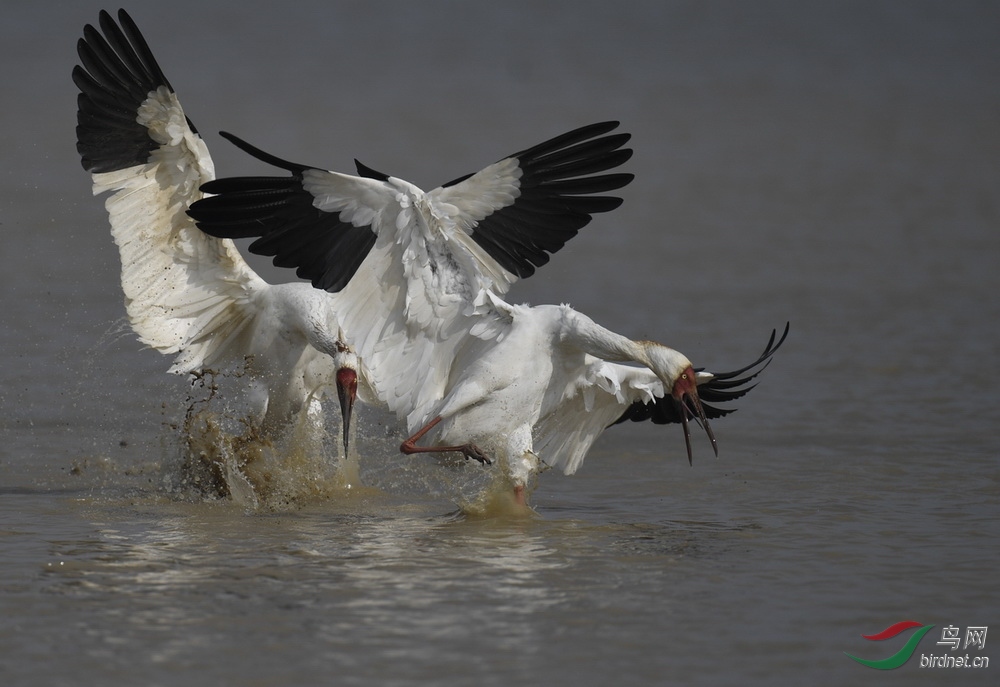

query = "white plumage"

[
  {"left": 74, "top": 10, "right": 366, "bottom": 449},
  {"left": 191, "top": 117, "right": 786, "bottom": 505}
]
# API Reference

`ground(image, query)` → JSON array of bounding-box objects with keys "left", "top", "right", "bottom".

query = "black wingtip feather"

[
  {"left": 512, "top": 121, "right": 622, "bottom": 161},
  {"left": 113, "top": 9, "right": 173, "bottom": 92},
  {"left": 189, "top": 137, "right": 378, "bottom": 292},
  {"left": 217, "top": 131, "right": 312, "bottom": 174},
  {"left": 611, "top": 324, "right": 790, "bottom": 428},
  {"left": 74, "top": 9, "right": 177, "bottom": 174},
  {"left": 462, "top": 122, "right": 634, "bottom": 277},
  {"left": 354, "top": 159, "right": 390, "bottom": 181}
]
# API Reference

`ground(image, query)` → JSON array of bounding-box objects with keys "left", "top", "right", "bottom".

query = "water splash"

[{"left": 166, "top": 368, "right": 362, "bottom": 511}]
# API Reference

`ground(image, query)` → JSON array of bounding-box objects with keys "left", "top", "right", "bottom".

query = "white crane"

[
  {"left": 73, "top": 9, "right": 368, "bottom": 455},
  {"left": 189, "top": 123, "right": 786, "bottom": 508}
]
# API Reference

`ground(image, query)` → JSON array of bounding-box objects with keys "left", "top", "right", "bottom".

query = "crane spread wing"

[
  {"left": 611, "top": 324, "right": 790, "bottom": 426},
  {"left": 431, "top": 121, "right": 633, "bottom": 280},
  {"left": 535, "top": 324, "right": 789, "bottom": 474},
  {"left": 75, "top": 9, "right": 267, "bottom": 374},
  {"left": 189, "top": 123, "right": 634, "bottom": 429},
  {"left": 185, "top": 132, "right": 385, "bottom": 294}
]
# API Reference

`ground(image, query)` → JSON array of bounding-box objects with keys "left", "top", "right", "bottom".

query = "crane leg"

[{"left": 399, "top": 416, "right": 492, "bottom": 465}]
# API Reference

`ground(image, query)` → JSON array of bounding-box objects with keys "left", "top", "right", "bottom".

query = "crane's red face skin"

[
  {"left": 336, "top": 367, "right": 358, "bottom": 454},
  {"left": 671, "top": 366, "right": 699, "bottom": 402},
  {"left": 670, "top": 366, "right": 717, "bottom": 465}
]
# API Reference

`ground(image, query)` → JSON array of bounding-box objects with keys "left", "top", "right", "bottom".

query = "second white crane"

[{"left": 190, "top": 121, "right": 785, "bottom": 508}]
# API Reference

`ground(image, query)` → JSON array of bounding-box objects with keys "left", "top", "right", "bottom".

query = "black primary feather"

[
  {"left": 188, "top": 132, "right": 377, "bottom": 292},
  {"left": 442, "top": 121, "right": 634, "bottom": 278},
  {"left": 192, "top": 123, "right": 634, "bottom": 291},
  {"left": 612, "top": 323, "right": 790, "bottom": 427},
  {"left": 74, "top": 9, "right": 185, "bottom": 174}
]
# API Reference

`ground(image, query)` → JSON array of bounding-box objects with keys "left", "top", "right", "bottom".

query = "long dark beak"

[
  {"left": 335, "top": 367, "right": 358, "bottom": 455},
  {"left": 673, "top": 366, "right": 718, "bottom": 465}
]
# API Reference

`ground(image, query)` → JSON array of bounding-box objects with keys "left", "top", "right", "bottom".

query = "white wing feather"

[
  {"left": 92, "top": 87, "right": 267, "bottom": 374},
  {"left": 425, "top": 159, "right": 521, "bottom": 295},
  {"left": 534, "top": 359, "right": 665, "bottom": 475},
  {"left": 303, "top": 167, "right": 521, "bottom": 431}
]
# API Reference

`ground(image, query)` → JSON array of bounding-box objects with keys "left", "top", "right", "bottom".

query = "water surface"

[{"left": 2, "top": 2, "right": 998, "bottom": 685}]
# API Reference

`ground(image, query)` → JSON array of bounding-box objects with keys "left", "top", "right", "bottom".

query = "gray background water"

[{"left": 2, "top": 1, "right": 998, "bottom": 685}]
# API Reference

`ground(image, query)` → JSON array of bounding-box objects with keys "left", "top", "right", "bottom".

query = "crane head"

[{"left": 670, "top": 365, "right": 718, "bottom": 465}]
